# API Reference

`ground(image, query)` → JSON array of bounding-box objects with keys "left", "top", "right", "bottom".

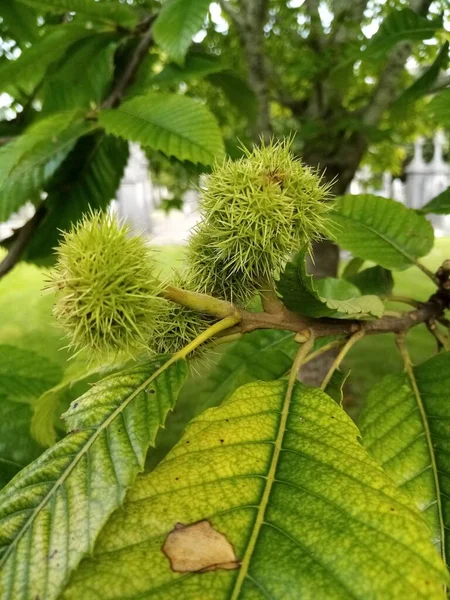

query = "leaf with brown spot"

[
  {"left": 162, "top": 520, "right": 240, "bottom": 573},
  {"left": 62, "top": 381, "right": 447, "bottom": 600}
]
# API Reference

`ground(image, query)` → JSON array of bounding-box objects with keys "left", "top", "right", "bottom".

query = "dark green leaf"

[
  {"left": 0, "top": 24, "right": 92, "bottom": 95},
  {"left": 341, "top": 256, "right": 365, "bottom": 279},
  {"left": 207, "top": 71, "right": 258, "bottom": 119},
  {"left": 0, "top": 345, "right": 62, "bottom": 402},
  {"left": 0, "top": 111, "right": 95, "bottom": 222},
  {"left": 24, "top": 133, "right": 128, "bottom": 263},
  {"left": 346, "top": 265, "right": 394, "bottom": 296},
  {"left": 41, "top": 34, "right": 118, "bottom": 114},
  {"left": 421, "top": 186, "right": 450, "bottom": 215},
  {"left": 392, "top": 42, "right": 449, "bottom": 112},
  {"left": 153, "top": 0, "right": 211, "bottom": 65},
  {"left": 0, "top": 399, "right": 43, "bottom": 489},
  {"left": 99, "top": 92, "right": 224, "bottom": 165},
  {"left": 153, "top": 53, "right": 224, "bottom": 85},
  {"left": 331, "top": 194, "right": 434, "bottom": 270},
  {"left": 277, "top": 249, "right": 384, "bottom": 317},
  {"left": 0, "top": 0, "right": 38, "bottom": 43}
]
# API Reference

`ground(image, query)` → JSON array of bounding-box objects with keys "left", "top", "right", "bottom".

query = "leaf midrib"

[
  {"left": 405, "top": 369, "right": 446, "bottom": 565},
  {"left": 113, "top": 105, "right": 215, "bottom": 159},
  {"left": 332, "top": 210, "right": 418, "bottom": 267},
  {"left": 230, "top": 379, "right": 293, "bottom": 599},
  {"left": 0, "top": 360, "right": 174, "bottom": 571}
]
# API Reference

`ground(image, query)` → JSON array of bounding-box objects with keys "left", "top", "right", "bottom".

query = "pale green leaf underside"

[
  {"left": 64, "top": 380, "right": 446, "bottom": 600},
  {"left": 99, "top": 92, "right": 224, "bottom": 166},
  {"left": 429, "top": 90, "right": 450, "bottom": 126},
  {"left": 277, "top": 250, "right": 384, "bottom": 318},
  {"left": 360, "top": 352, "right": 450, "bottom": 565},
  {"left": 17, "top": 0, "right": 138, "bottom": 27},
  {"left": 331, "top": 194, "right": 434, "bottom": 270},
  {"left": 0, "top": 111, "right": 94, "bottom": 222},
  {"left": 0, "top": 359, "right": 187, "bottom": 600},
  {"left": 153, "top": 0, "right": 211, "bottom": 64}
]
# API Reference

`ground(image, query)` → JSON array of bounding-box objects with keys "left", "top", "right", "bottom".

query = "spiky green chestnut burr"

[
  {"left": 49, "top": 211, "right": 162, "bottom": 359},
  {"left": 187, "top": 139, "right": 333, "bottom": 303}
]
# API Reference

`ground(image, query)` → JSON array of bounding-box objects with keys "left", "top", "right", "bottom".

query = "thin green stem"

[
  {"left": 416, "top": 260, "right": 439, "bottom": 285},
  {"left": 320, "top": 329, "right": 365, "bottom": 390}
]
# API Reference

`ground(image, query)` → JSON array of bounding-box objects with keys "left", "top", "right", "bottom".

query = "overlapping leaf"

[
  {"left": 345, "top": 265, "right": 394, "bottom": 296},
  {"left": 0, "top": 111, "right": 94, "bottom": 222},
  {"left": 63, "top": 380, "right": 447, "bottom": 599},
  {"left": 24, "top": 133, "right": 128, "bottom": 263},
  {"left": 330, "top": 194, "right": 434, "bottom": 270},
  {"left": 0, "top": 24, "right": 92, "bottom": 95},
  {"left": 0, "top": 345, "right": 62, "bottom": 402},
  {"left": 421, "top": 186, "right": 450, "bottom": 215},
  {"left": 0, "top": 399, "right": 43, "bottom": 489},
  {"left": 0, "top": 358, "right": 188, "bottom": 600},
  {"left": 99, "top": 92, "right": 224, "bottom": 166},
  {"left": 153, "top": 0, "right": 211, "bottom": 64},
  {"left": 360, "top": 352, "right": 450, "bottom": 564},
  {"left": 41, "top": 34, "right": 118, "bottom": 114},
  {"left": 277, "top": 250, "right": 384, "bottom": 318}
]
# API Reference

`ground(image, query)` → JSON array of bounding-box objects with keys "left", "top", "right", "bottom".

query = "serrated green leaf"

[
  {"left": 330, "top": 194, "right": 434, "bottom": 270},
  {"left": 392, "top": 42, "right": 449, "bottom": 113},
  {"left": 153, "top": 0, "right": 211, "bottom": 65},
  {"left": 421, "top": 186, "right": 450, "bottom": 215},
  {"left": 360, "top": 352, "right": 450, "bottom": 565},
  {"left": 365, "top": 9, "right": 442, "bottom": 59},
  {"left": 17, "top": 0, "right": 138, "bottom": 27},
  {"left": 0, "top": 24, "right": 92, "bottom": 95},
  {"left": 429, "top": 89, "right": 450, "bottom": 125},
  {"left": 0, "top": 358, "right": 188, "bottom": 600},
  {"left": 346, "top": 265, "right": 394, "bottom": 296},
  {"left": 99, "top": 92, "right": 224, "bottom": 165},
  {"left": 277, "top": 250, "right": 384, "bottom": 318},
  {"left": 0, "top": 111, "right": 95, "bottom": 222},
  {"left": 149, "top": 330, "right": 298, "bottom": 468},
  {"left": 63, "top": 380, "right": 447, "bottom": 599},
  {"left": 23, "top": 133, "right": 128, "bottom": 263},
  {"left": 0, "top": 345, "right": 62, "bottom": 402},
  {"left": 41, "top": 34, "right": 118, "bottom": 114}
]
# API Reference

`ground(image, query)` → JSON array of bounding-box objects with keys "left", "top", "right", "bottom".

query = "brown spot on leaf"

[{"left": 162, "top": 520, "right": 240, "bottom": 573}]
